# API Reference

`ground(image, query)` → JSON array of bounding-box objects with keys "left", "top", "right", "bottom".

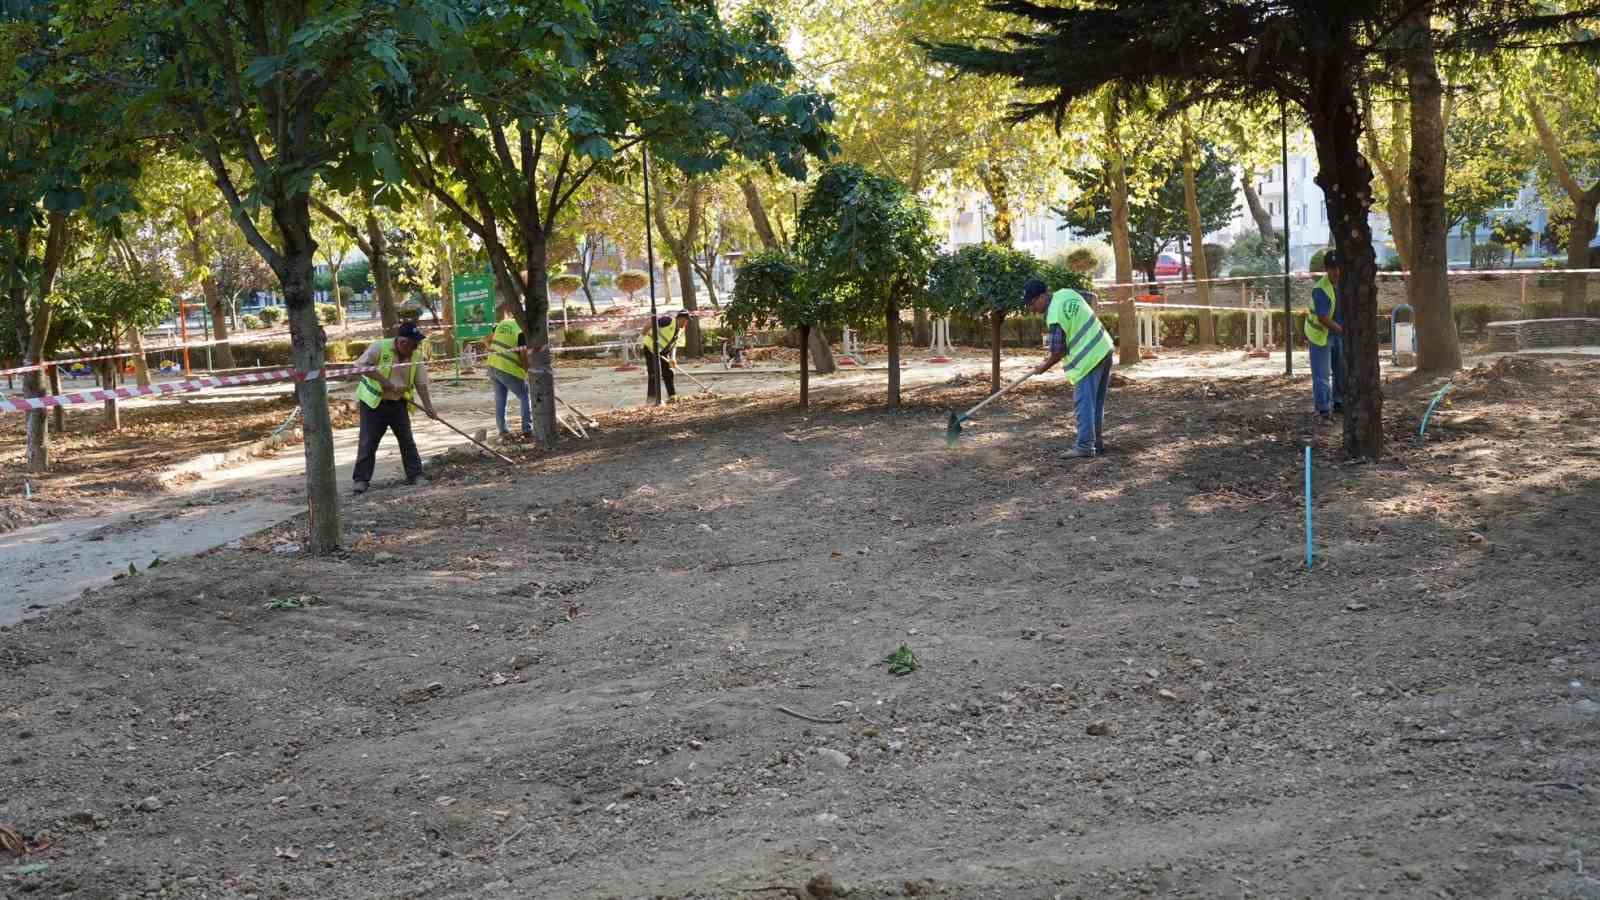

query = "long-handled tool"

[
  {"left": 945, "top": 370, "right": 1037, "bottom": 448},
  {"left": 668, "top": 359, "right": 719, "bottom": 397},
  {"left": 555, "top": 394, "right": 599, "bottom": 428},
  {"left": 409, "top": 402, "right": 517, "bottom": 466}
]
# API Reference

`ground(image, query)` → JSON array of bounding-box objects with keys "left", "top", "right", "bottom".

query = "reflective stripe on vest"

[
  {"left": 486, "top": 318, "right": 526, "bottom": 381},
  {"left": 1305, "top": 274, "right": 1336, "bottom": 347},
  {"left": 1046, "top": 289, "right": 1114, "bottom": 384},
  {"left": 641, "top": 319, "right": 679, "bottom": 352},
  {"left": 355, "top": 339, "right": 419, "bottom": 409}
]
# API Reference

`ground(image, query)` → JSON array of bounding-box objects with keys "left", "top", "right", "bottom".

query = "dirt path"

[{"left": 3, "top": 354, "right": 1598, "bottom": 898}]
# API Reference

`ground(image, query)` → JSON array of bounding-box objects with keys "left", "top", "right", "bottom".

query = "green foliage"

[
  {"left": 882, "top": 644, "right": 919, "bottom": 676},
  {"left": 1201, "top": 242, "right": 1226, "bottom": 275},
  {"left": 926, "top": 243, "right": 1040, "bottom": 319},
  {"left": 1064, "top": 246, "right": 1103, "bottom": 275},
  {"left": 316, "top": 303, "right": 342, "bottom": 325},
  {"left": 339, "top": 260, "right": 372, "bottom": 293},
  {"left": 52, "top": 267, "right": 172, "bottom": 356},
  {"left": 258, "top": 306, "right": 285, "bottom": 326},
  {"left": 1036, "top": 261, "right": 1094, "bottom": 297},
  {"left": 1059, "top": 142, "right": 1236, "bottom": 279},
  {"left": 795, "top": 165, "right": 936, "bottom": 327},
  {"left": 1491, "top": 218, "right": 1535, "bottom": 263},
  {"left": 264, "top": 594, "right": 319, "bottom": 611},
  {"left": 560, "top": 327, "right": 600, "bottom": 347},
  {"left": 241, "top": 314, "right": 264, "bottom": 331},
  {"left": 727, "top": 249, "right": 824, "bottom": 335},
  {"left": 1471, "top": 243, "right": 1507, "bottom": 269}
]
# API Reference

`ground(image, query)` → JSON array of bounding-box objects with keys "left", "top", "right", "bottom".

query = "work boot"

[
  {"left": 405, "top": 475, "right": 428, "bottom": 487},
  {"left": 1095, "top": 443, "right": 1108, "bottom": 456},
  {"left": 1061, "top": 447, "right": 1096, "bottom": 461},
  {"left": 351, "top": 480, "right": 369, "bottom": 495}
]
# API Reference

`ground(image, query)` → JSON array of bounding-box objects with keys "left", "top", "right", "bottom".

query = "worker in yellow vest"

[
  {"left": 351, "top": 321, "right": 437, "bottom": 494},
  {"left": 640, "top": 309, "right": 691, "bottom": 404},
  {"left": 486, "top": 299, "right": 545, "bottom": 440},
  {"left": 1306, "top": 252, "right": 1345, "bottom": 424},
  {"left": 1025, "top": 279, "right": 1116, "bottom": 461}
]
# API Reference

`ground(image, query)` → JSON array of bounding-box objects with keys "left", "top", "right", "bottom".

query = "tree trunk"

[
  {"left": 578, "top": 238, "right": 599, "bottom": 315},
  {"left": 1363, "top": 94, "right": 1413, "bottom": 273},
  {"left": 885, "top": 291, "right": 901, "bottom": 410},
  {"left": 11, "top": 212, "right": 67, "bottom": 473},
  {"left": 278, "top": 200, "right": 342, "bottom": 553},
  {"left": 651, "top": 175, "right": 705, "bottom": 356},
  {"left": 101, "top": 360, "right": 120, "bottom": 431},
  {"left": 1182, "top": 114, "right": 1216, "bottom": 347},
  {"left": 125, "top": 326, "right": 151, "bottom": 387},
  {"left": 913, "top": 306, "right": 931, "bottom": 347},
  {"left": 798, "top": 323, "right": 810, "bottom": 409},
  {"left": 184, "top": 205, "right": 236, "bottom": 369},
  {"left": 28, "top": 369, "right": 51, "bottom": 471},
  {"left": 421, "top": 195, "right": 455, "bottom": 355},
  {"left": 1105, "top": 106, "right": 1139, "bottom": 366},
  {"left": 1240, "top": 168, "right": 1278, "bottom": 247},
  {"left": 991, "top": 309, "right": 1004, "bottom": 395},
  {"left": 739, "top": 175, "right": 779, "bottom": 250},
  {"left": 367, "top": 212, "right": 399, "bottom": 337},
  {"left": 48, "top": 365, "right": 63, "bottom": 435},
  {"left": 1404, "top": 14, "right": 1460, "bottom": 373},
  {"left": 1526, "top": 93, "right": 1599, "bottom": 315},
  {"left": 521, "top": 234, "right": 558, "bottom": 448},
  {"left": 980, "top": 157, "right": 1014, "bottom": 245},
  {"left": 1308, "top": 58, "right": 1384, "bottom": 460},
  {"left": 808, "top": 329, "right": 836, "bottom": 375}
]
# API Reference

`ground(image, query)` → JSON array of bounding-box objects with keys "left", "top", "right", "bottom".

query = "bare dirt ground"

[{"left": 4, "top": 353, "right": 1600, "bottom": 899}]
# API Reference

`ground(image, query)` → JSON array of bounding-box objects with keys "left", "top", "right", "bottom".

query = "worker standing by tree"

[
  {"left": 640, "top": 309, "right": 692, "bottom": 404},
  {"left": 1307, "top": 252, "right": 1346, "bottom": 424},
  {"left": 352, "top": 321, "right": 437, "bottom": 494},
  {"left": 486, "top": 298, "right": 543, "bottom": 440},
  {"left": 1025, "top": 279, "right": 1115, "bottom": 460}
]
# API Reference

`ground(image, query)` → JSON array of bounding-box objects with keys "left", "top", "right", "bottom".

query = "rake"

[{"left": 945, "top": 370, "right": 1037, "bottom": 448}]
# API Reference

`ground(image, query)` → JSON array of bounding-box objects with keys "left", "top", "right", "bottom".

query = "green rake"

[{"left": 945, "top": 370, "right": 1037, "bottom": 448}]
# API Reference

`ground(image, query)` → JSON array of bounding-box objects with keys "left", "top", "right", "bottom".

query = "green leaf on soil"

[{"left": 882, "top": 644, "right": 919, "bottom": 676}]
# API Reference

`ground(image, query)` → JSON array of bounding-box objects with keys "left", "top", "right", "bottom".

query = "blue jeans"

[
  {"left": 1309, "top": 342, "right": 1333, "bottom": 415},
  {"left": 489, "top": 368, "right": 531, "bottom": 435},
  {"left": 1074, "top": 354, "right": 1112, "bottom": 452}
]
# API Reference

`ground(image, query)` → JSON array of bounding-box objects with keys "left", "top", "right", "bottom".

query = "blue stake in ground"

[{"left": 1304, "top": 444, "right": 1313, "bottom": 570}]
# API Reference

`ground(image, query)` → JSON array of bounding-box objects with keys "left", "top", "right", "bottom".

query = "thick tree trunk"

[
  {"left": 125, "top": 326, "right": 150, "bottom": 387},
  {"left": 1182, "top": 115, "right": 1216, "bottom": 347},
  {"left": 1106, "top": 129, "right": 1139, "bottom": 365},
  {"left": 1309, "top": 59, "right": 1383, "bottom": 460},
  {"left": 991, "top": 309, "right": 1004, "bottom": 395},
  {"left": 367, "top": 213, "right": 399, "bottom": 337},
  {"left": 739, "top": 175, "right": 779, "bottom": 250},
  {"left": 798, "top": 323, "right": 810, "bottom": 409},
  {"left": 48, "top": 364, "right": 63, "bottom": 433},
  {"left": 11, "top": 212, "right": 67, "bottom": 473},
  {"left": 885, "top": 291, "right": 901, "bottom": 411},
  {"left": 1405, "top": 15, "right": 1459, "bottom": 373},
  {"left": 276, "top": 199, "right": 342, "bottom": 553},
  {"left": 674, "top": 257, "right": 701, "bottom": 356},
  {"left": 808, "top": 329, "right": 836, "bottom": 375},
  {"left": 1240, "top": 168, "right": 1278, "bottom": 247},
  {"left": 521, "top": 233, "right": 558, "bottom": 448},
  {"left": 26, "top": 371, "right": 50, "bottom": 472}
]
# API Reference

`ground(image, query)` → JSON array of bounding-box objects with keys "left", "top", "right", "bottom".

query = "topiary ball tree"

[
  {"left": 796, "top": 165, "right": 935, "bottom": 411},
  {"left": 928, "top": 243, "right": 1044, "bottom": 394},
  {"left": 728, "top": 249, "right": 828, "bottom": 407},
  {"left": 615, "top": 270, "right": 649, "bottom": 305}
]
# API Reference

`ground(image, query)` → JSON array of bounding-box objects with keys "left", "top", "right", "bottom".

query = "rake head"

[{"left": 944, "top": 411, "right": 964, "bottom": 448}]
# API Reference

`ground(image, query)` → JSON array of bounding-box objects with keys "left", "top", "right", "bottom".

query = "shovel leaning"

[{"left": 945, "top": 370, "right": 1037, "bottom": 448}]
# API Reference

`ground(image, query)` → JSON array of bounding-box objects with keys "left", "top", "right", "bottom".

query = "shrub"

[
  {"left": 616, "top": 270, "right": 649, "bottom": 302},
  {"left": 1201, "top": 243, "right": 1226, "bottom": 275},
  {"left": 559, "top": 327, "right": 600, "bottom": 347},
  {"left": 1520, "top": 300, "right": 1563, "bottom": 320},
  {"left": 1380, "top": 254, "right": 1404, "bottom": 272},
  {"left": 548, "top": 273, "right": 584, "bottom": 303},
  {"left": 258, "top": 306, "right": 285, "bottom": 325},
  {"left": 316, "top": 303, "right": 342, "bottom": 325},
  {"left": 1050, "top": 242, "right": 1111, "bottom": 279},
  {"left": 1471, "top": 242, "right": 1507, "bottom": 270},
  {"left": 242, "top": 314, "right": 264, "bottom": 330},
  {"left": 325, "top": 340, "right": 353, "bottom": 363}
]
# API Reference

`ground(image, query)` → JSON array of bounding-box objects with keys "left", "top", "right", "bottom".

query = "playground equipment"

[
  {"left": 839, "top": 327, "right": 865, "bottom": 366},
  {"left": 927, "top": 318, "right": 954, "bottom": 363},
  {"left": 1391, "top": 304, "right": 1417, "bottom": 366}
]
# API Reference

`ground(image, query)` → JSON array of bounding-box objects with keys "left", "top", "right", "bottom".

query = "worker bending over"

[
  {"left": 1307, "top": 252, "right": 1345, "bottom": 424},
  {"left": 640, "top": 309, "right": 691, "bottom": 404},
  {"left": 1025, "top": 279, "right": 1115, "bottom": 461},
  {"left": 352, "top": 321, "right": 438, "bottom": 494},
  {"left": 486, "top": 299, "right": 545, "bottom": 440}
]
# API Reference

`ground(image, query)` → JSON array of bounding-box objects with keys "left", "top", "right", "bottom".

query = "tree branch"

[
  {"left": 1526, "top": 91, "right": 1584, "bottom": 203},
  {"left": 310, "top": 198, "right": 374, "bottom": 257}
]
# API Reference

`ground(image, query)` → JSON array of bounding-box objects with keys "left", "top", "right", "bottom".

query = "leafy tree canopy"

[{"left": 795, "top": 165, "right": 937, "bottom": 325}]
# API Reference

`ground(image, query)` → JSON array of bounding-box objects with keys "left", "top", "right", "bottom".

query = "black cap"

[
  {"left": 674, "top": 309, "right": 691, "bottom": 318},
  {"left": 1022, "top": 278, "right": 1049, "bottom": 302},
  {"left": 396, "top": 321, "right": 425, "bottom": 343}
]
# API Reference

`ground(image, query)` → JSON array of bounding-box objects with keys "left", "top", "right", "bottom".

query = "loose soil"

[{"left": 3, "top": 357, "right": 1599, "bottom": 899}]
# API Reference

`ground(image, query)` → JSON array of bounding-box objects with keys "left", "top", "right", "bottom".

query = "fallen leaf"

[{"left": 275, "top": 846, "right": 300, "bottom": 861}]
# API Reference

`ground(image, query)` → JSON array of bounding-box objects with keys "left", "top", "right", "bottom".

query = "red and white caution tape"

[{"left": 0, "top": 329, "right": 295, "bottom": 376}]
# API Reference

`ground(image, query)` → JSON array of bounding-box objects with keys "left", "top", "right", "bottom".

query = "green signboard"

[{"left": 452, "top": 271, "right": 495, "bottom": 340}]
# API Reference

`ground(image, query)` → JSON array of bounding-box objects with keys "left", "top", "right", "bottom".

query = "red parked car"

[{"left": 1153, "top": 253, "right": 1183, "bottom": 279}]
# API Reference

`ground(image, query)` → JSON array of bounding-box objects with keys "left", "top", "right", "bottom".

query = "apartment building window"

[
  {"left": 1320, "top": 204, "right": 1327, "bottom": 223},
  {"left": 1267, "top": 201, "right": 1277, "bottom": 217},
  {"left": 1299, "top": 158, "right": 1307, "bottom": 179}
]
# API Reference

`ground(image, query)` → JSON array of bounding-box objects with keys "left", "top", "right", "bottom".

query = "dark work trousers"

[
  {"left": 353, "top": 398, "right": 423, "bottom": 484},
  {"left": 643, "top": 349, "right": 676, "bottom": 401}
]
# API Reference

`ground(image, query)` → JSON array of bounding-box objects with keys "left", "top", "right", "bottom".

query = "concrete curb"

[{"left": 156, "top": 425, "right": 300, "bottom": 486}]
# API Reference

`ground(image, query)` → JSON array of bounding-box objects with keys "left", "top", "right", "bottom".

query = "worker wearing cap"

[
  {"left": 1025, "top": 279, "right": 1115, "bottom": 460},
  {"left": 352, "top": 320, "right": 437, "bottom": 494},
  {"left": 640, "top": 309, "right": 691, "bottom": 404},
  {"left": 485, "top": 298, "right": 545, "bottom": 440},
  {"left": 1307, "top": 252, "right": 1345, "bottom": 423}
]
